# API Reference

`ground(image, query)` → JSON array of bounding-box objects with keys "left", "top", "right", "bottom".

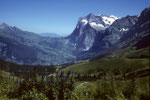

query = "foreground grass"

[
  {"left": 0, "top": 70, "right": 149, "bottom": 100},
  {"left": 0, "top": 71, "right": 18, "bottom": 100},
  {"left": 74, "top": 76, "right": 150, "bottom": 100},
  {"left": 0, "top": 58, "right": 149, "bottom": 100}
]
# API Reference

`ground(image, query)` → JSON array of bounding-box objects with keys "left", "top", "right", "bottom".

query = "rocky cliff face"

[
  {"left": 92, "top": 7, "right": 150, "bottom": 59},
  {"left": 90, "top": 16, "right": 138, "bottom": 53},
  {"left": 67, "top": 13, "right": 118, "bottom": 52},
  {"left": 117, "top": 7, "right": 150, "bottom": 49}
]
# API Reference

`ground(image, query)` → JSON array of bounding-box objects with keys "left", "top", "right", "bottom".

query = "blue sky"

[{"left": 0, "top": 0, "right": 149, "bottom": 35}]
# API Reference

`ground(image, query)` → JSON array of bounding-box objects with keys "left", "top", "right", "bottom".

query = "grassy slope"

[
  {"left": 64, "top": 58, "right": 149, "bottom": 75},
  {"left": 109, "top": 47, "right": 150, "bottom": 58}
]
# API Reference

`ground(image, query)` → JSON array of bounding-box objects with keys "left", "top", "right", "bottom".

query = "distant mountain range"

[
  {"left": 0, "top": 23, "right": 76, "bottom": 65},
  {"left": 0, "top": 7, "right": 149, "bottom": 65},
  {"left": 38, "top": 33, "right": 67, "bottom": 38}
]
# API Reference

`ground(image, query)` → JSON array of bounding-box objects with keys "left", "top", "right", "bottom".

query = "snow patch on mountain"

[
  {"left": 83, "top": 47, "right": 90, "bottom": 51},
  {"left": 110, "top": 15, "right": 119, "bottom": 19},
  {"left": 89, "top": 22, "right": 105, "bottom": 31},
  {"left": 101, "top": 15, "right": 119, "bottom": 25},
  {"left": 78, "top": 14, "right": 119, "bottom": 31},
  {"left": 120, "top": 28, "right": 129, "bottom": 31},
  {"left": 81, "top": 19, "right": 88, "bottom": 25},
  {"left": 12, "top": 56, "right": 16, "bottom": 59}
]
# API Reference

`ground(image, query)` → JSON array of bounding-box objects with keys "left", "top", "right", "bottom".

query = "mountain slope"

[
  {"left": 0, "top": 24, "right": 76, "bottom": 65},
  {"left": 90, "top": 16, "right": 138, "bottom": 53},
  {"left": 93, "top": 7, "right": 150, "bottom": 59},
  {"left": 113, "top": 7, "right": 150, "bottom": 58}
]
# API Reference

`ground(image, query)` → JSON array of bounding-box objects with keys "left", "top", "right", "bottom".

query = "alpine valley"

[{"left": 0, "top": 7, "right": 149, "bottom": 65}]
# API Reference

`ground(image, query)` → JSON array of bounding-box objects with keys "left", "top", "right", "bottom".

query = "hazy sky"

[{"left": 0, "top": 0, "right": 149, "bottom": 35}]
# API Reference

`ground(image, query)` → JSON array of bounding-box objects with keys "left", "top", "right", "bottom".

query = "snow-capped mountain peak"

[
  {"left": 110, "top": 15, "right": 119, "bottom": 19},
  {"left": 67, "top": 13, "right": 119, "bottom": 52},
  {"left": 99, "top": 14, "right": 119, "bottom": 26},
  {"left": 78, "top": 13, "right": 119, "bottom": 31}
]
